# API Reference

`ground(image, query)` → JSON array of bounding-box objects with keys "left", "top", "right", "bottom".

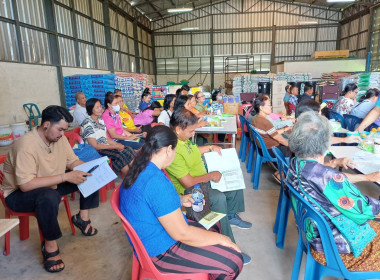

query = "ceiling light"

[
  {"left": 181, "top": 27, "right": 199, "bottom": 31},
  {"left": 298, "top": 20, "right": 318, "bottom": 25},
  {"left": 326, "top": 0, "right": 355, "bottom": 2},
  {"left": 167, "top": 7, "right": 193, "bottom": 13}
]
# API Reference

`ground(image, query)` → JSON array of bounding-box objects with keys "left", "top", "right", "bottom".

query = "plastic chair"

[
  {"left": 286, "top": 180, "right": 380, "bottom": 280},
  {"left": 0, "top": 155, "right": 76, "bottom": 256},
  {"left": 343, "top": 114, "right": 363, "bottom": 132},
  {"left": 328, "top": 110, "right": 346, "bottom": 129},
  {"left": 245, "top": 121, "right": 257, "bottom": 173},
  {"left": 110, "top": 186, "right": 209, "bottom": 280},
  {"left": 238, "top": 115, "right": 250, "bottom": 163},
  {"left": 365, "top": 123, "right": 379, "bottom": 132},
  {"left": 272, "top": 147, "right": 291, "bottom": 249},
  {"left": 64, "top": 131, "right": 112, "bottom": 203},
  {"left": 321, "top": 99, "right": 337, "bottom": 110},
  {"left": 248, "top": 124, "right": 278, "bottom": 189},
  {"left": 23, "top": 103, "right": 42, "bottom": 131}
]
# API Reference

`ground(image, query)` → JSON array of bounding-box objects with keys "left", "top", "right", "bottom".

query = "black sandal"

[
  {"left": 41, "top": 241, "right": 65, "bottom": 273},
  {"left": 71, "top": 213, "right": 98, "bottom": 236}
]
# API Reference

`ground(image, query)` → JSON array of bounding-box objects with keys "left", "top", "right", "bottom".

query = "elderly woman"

[
  {"left": 81, "top": 98, "right": 136, "bottom": 177},
  {"left": 166, "top": 109, "right": 251, "bottom": 264},
  {"left": 194, "top": 91, "right": 207, "bottom": 113},
  {"left": 120, "top": 126, "right": 243, "bottom": 279},
  {"left": 286, "top": 111, "right": 380, "bottom": 271},
  {"left": 332, "top": 83, "right": 358, "bottom": 115}
]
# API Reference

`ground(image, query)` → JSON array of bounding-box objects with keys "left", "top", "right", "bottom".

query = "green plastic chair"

[{"left": 23, "top": 103, "right": 42, "bottom": 131}]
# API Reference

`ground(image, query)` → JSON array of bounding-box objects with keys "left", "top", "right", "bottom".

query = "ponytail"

[{"left": 123, "top": 126, "right": 178, "bottom": 189}]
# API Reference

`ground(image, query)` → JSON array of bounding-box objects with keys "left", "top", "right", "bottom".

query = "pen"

[{"left": 84, "top": 165, "right": 99, "bottom": 177}]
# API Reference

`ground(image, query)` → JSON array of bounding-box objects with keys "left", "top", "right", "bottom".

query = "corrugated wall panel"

[
  {"left": 252, "top": 42, "right": 271, "bottom": 54},
  {"left": 118, "top": 14, "right": 127, "bottom": 34},
  {"left": 109, "top": 8, "right": 117, "bottom": 29},
  {"left": 155, "top": 46, "right": 173, "bottom": 58},
  {"left": 348, "top": 35, "right": 358, "bottom": 51},
  {"left": 76, "top": 14, "right": 92, "bottom": 42},
  {"left": 297, "top": 28, "right": 316, "bottom": 42},
  {"left": 350, "top": 18, "right": 360, "bottom": 34},
  {"left": 0, "top": 22, "right": 18, "bottom": 61},
  {"left": 155, "top": 35, "right": 172, "bottom": 46},
  {"left": 78, "top": 42, "right": 94, "bottom": 68},
  {"left": 119, "top": 34, "right": 128, "bottom": 53},
  {"left": 20, "top": 27, "right": 51, "bottom": 64},
  {"left": 174, "top": 46, "right": 191, "bottom": 57},
  {"left": 93, "top": 22, "right": 106, "bottom": 46},
  {"left": 17, "top": 0, "right": 46, "bottom": 28},
  {"left": 295, "top": 42, "right": 315, "bottom": 56},
  {"left": 233, "top": 31, "right": 251, "bottom": 43},
  {"left": 276, "top": 43, "right": 294, "bottom": 57},
  {"left": 147, "top": 33, "right": 152, "bottom": 47},
  {"left": 55, "top": 5, "right": 73, "bottom": 37},
  {"left": 92, "top": 0, "right": 103, "bottom": 23},
  {"left": 58, "top": 37, "right": 75, "bottom": 66},
  {"left": 74, "top": 0, "right": 89, "bottom": 15},
  {"left": 192, "top": 33, "right": 210, "bottom": 45},
  {"left": 120, "top": 53, "right": 129, "bottom": 72},
  {"left": 318, "top": 27, "right": 337, "bottom": 41},
  {"left": 214, "top": 45, "right": 232, "bottom": 56},
  {"left": 173, "top": 34, "right": 191, "bottom": 45},
  {"left": 361, "top": 14, "right": 370, "bottom": 32},
  {"left": 111, "top": 30, "right": 119, "bottom": 50},
  {"left": 214, "top": 32, "right": 232, "bottom": 44},
  {"left": 57, "top": 0, "right": 70, "bottom": 6},
  {"left": 359, "top": 32, "right": 368, "bottom": 50},
  {"left": 0, "top": 0, "right": 13, "bottom": 19},
  {"left": 316, "top": 41, "right": 336, "bottom": 51},
  {"left": 341, "top": 38, "right": 348, "bottom": 50},
  {"left": 193, "top": 45, "right": 210, "bottom": 57},
  {"left": 96, "top": 47, "right": 107, "bottom": 69},
  {"left": 341, "top": 23, "right": 349, "bottom": 38},
  {"left": 112, "top": 51, "right": 120, "bottom": 70},
  {"left": 276, "top": 29, "right": 295, "bottom": 43},
  {"left": 233, "top": 43, "right": 251, "bottom": 55},
  {"left": 252, "top": 30, "right": 271, "bottom": 42},
  {"left": 128, "top": 38, "right": 134, "bottom": 55}
]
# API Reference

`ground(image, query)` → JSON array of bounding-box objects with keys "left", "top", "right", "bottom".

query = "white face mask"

[
  {"left": 217, "top": 96, "right": 223, "bottom": 101},
  {"left": 112, "top": 105, "right": 120, "bottom": 112}
]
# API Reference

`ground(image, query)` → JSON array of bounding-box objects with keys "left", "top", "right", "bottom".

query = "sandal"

[
  {"left": 41, "top": 241, "right": 65, "bottom": 273},
  {"left": 71, "top": 213, "right": 98, "bottom": 236}
]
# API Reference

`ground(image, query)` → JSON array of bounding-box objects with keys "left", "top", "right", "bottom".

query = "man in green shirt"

[{"left": 166, "top": 109, "right": 252, "bottom": 264}]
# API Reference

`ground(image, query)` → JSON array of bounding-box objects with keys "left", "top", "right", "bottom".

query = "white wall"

[
  {"left": 62, "top": 67, "right": 110, "bottom": 76},
  {"left": 0, "top": 62, "right": 60, "bottom": 125}
]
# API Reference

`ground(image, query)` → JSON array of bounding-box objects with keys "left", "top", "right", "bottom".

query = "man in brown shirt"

[{"left": 1, "top": 106, "right": 99, "bottom": 273}]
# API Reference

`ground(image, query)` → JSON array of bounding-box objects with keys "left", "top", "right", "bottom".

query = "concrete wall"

[{"left": 0, "top": 62, "right": 60, "bottom": 126}]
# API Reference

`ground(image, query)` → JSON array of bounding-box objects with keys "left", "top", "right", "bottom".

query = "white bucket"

[
  {"left": 11, "top": 122, "right": 28, "bottom": 140},
  {"left": 0, "top": 125, "right": 14, "bottom": 146}
]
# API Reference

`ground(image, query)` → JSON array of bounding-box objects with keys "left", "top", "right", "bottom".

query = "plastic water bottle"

[{"left": 192, "top": 184, "right": 204, "bottom": 212}]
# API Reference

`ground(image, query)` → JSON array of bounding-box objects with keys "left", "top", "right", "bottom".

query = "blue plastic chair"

[
  {"left": 321, "top": 99, "right": 337, "bottom": 110},
  {"left": 286, "top": 181, "right": 380, "bottom": 280},
  {"left": 272, "top": 147, "right": 291, "bottom": 249},
  {"left": 245, "top": 122, "right": 256, "bottom": 173},
  {"left": 248, "top": 124, "right": 277, "bottom": 189},
  {"left": 238, "top": 115, "right": 249, "bottom": 163},
  {"left": 343, "top": 114, "right": 363, "bottom": 131},
  {"left": 23, "top": 103, "right": 42, "bottom": 131},
  {"left": 328, "top": 110, "right": 346, "bottom": 129}
]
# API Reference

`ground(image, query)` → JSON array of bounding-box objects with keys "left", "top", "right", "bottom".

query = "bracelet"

[
  {"left": 209, "top": 145, "right": 213, "bottom": 152},
  {"left": 61, "top": 174, "right": 64, "bottom": 183}
]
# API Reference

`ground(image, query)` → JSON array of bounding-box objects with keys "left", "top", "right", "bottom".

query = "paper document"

[
  {"left": 74, "top": 156, "right": 117, "bottom": 198},
  {"left": 198, "top": 212, "right": 226, "bottom": 230},
  {"left": 204, "top": 148, "right": 245, "bottom": 192}
]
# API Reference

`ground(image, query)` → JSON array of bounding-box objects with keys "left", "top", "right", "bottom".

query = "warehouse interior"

[{"left": 1, "top": 0, "right": 380, "bottom": 279}]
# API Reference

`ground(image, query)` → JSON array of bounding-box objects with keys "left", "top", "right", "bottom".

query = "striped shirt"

[{"left": 81, "top": 116, "right": 108, "bottom": 145}]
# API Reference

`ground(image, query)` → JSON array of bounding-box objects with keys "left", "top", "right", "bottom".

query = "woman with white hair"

[{"left": 286, "top": 111, "right": 380, "bottom": 271}]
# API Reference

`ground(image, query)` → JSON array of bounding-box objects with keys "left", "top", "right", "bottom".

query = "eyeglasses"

[{"left": 197, "top": 95, "right": 205, "bottom": 98}]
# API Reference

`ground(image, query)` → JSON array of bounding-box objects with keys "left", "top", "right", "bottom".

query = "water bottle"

[{"left": 192, "top": 184, "right": 204, "bottom": 212}]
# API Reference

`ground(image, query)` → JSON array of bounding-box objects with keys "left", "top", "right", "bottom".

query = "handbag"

[
  {"left": 183, "top": 182, "right": 212, "bottom": 222},
  {"left": 295, "top": 159, "right": 376, "bottom": 258}
]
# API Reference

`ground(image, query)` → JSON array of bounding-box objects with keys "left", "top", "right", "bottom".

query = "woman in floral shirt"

[
  {"left": 332, "top": 83, "right": 358, "bottom": 116},
  {"left": 286, "top": 111, "right": 380, "bottom": 271}
]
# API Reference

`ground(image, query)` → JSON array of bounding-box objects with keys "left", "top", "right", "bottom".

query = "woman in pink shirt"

[
  {"left": 102, "top": 92, "right": 143, "bottom": 150},
  {"left": 133, "top": 101, "right": 162, "bottom": 132}
]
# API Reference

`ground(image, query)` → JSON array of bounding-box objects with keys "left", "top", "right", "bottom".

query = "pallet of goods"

[{"left": 311, "top": 50, "right": 349, "bottom": 59}]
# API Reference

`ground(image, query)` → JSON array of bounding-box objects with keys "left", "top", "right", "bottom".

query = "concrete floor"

[{"left": 1, "top": 144, "right": 379, "bottom": 280}]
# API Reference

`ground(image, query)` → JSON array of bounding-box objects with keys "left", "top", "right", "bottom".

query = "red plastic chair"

[
  {"left": 110, "top": 185, "right": 208, "bottom": 280},
  {"left": 64, "top": 132, "right": 112, "bottom": 203},
  {"left": 0, "top": 155, "right": 76, "bottom": 256}
]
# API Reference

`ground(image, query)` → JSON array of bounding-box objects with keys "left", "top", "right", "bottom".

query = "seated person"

[
  {"left": 133, "top": 101, "right": 162, "bottom": 128},
  {"left": 73, "top": 92, "right": 88, "bottom": 126},
  {"left": 114, "top": 89, "right": 134, "bottom": 116},
  {"left": 283, "top": 84, "right": 291, "bottom": 115},
  {"left": 139, "top": 88, "right": 152, "bottom": 111},
  {"left": 351, "top": 88, "right": 379, "bottom": 119},
  {"left": 286, "top": 111, "right": 380, "bottom": 271},
  {"left": 102, "top": 92, "right": 143, "bottom": 150},
  {"left": 175, "top": 84, "right": 190, "bottom": 97},
  {"left": 211, "top": 90, "right": 224, "bottom": 114},
  {"left": 115, "top": 95, "right": 143, "bottom": 134},
  {"left": 332, "top": 83, "right": 358, "bottom": 116},
  {"left": 157, "top": 94, "right": 176, "bottom": 127},
  {"left": 120, "top": 126, "right": 243, "bottom": 279},
  {"left": 194, "top": 91, "right": 207, "bottom": 113},
  {"left": 166, "top": 109, "right": 252, "bottom": 264},
  {"left": 288, "top": 86, "right": 299, "bottom": 115},
  {"left": 1, "top": 106, "right": 99, "bottom": 273},
  {"left": 81, "top": 98, "right": 136, "bottom": 177}
]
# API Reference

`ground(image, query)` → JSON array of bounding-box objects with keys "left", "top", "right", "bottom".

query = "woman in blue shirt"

[
  {"left": 120, "top": 126, "right": 243, "bottom": 279},
  {"left": 351, "top": 88, "right": 379, "bottom": 119},
  {"left": 138, "top": 88, "right": 152, "bottom": 111}
]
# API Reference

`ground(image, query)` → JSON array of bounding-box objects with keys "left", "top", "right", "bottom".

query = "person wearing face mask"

[{"left": 102, "top": 92, "right": 143, "bottom": 150}]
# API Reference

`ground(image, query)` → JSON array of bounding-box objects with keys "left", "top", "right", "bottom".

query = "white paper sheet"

[
  {"left": 74, "top": 156, "right": 117, "bottom": 198},
  {"left": 204, "top": 148, "right": 245, "bottom": 192}
]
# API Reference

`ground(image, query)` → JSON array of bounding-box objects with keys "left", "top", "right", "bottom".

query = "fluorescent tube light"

[
  {"left": 298, "top": 20, "right": 318, "bottom": 25},
  {"left": 326, "top": 0, "right": 355, "bottom": 2},
  {"left": 167, "top": 7, "right": 193, "bottom": 13},
  {"left": 181, "top": 27, "right": 199, "bottom": 31}
]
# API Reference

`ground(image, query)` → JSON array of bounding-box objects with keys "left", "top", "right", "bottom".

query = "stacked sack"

[
  {"left": 114, "top": 74, "right": 152, "bottom": 111},
  {"left": 64, "top": 74, "right": 115, "bottom": 109}
]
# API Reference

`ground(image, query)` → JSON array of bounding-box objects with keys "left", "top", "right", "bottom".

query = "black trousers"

[{"left": 5, "top": 182, "right": 99, "bottom": 241}]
